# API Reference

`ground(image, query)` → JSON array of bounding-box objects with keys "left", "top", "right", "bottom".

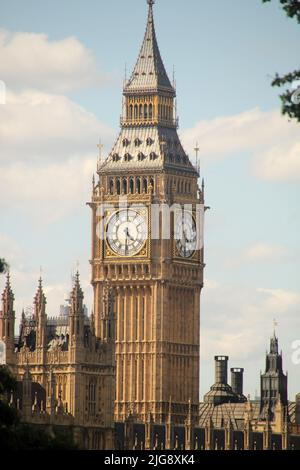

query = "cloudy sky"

[{"left": 0, "top": 0, "right": 300, "bottom": 399}]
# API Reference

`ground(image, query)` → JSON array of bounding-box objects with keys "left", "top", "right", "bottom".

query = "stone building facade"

[
  {"left": 115, "top": 335, "right": 300, "bottom": 450},
  {"left": 0, "top": 273, "right": 115, "bottom": 450},
  {"left": 1, "top": 0, "right": 299, "bottom": 452},
  {"left": 90, "top": 0, "right": 204, "bottom": 425}
]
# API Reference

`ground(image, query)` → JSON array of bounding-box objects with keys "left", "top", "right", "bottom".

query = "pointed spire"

[
  {"left": 70, "top": 270, "right": 84, "bottom": 319},
  {"left": 270, "top": 329, "right": 279, "bottom": 354},
  {"left": 1, "top": 271, "right": 14, "bottom": 312},
  {"left": 124, "top": 0, "right": 174, "bottom": 95},
  {"left": 72, "top": 271, "right": 84, "bottom": 299},
  {"left": 34, "top": 276, "right": 46, "bottom": 314}
]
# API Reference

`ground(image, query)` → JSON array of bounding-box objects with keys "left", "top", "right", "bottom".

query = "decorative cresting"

[{"left": 122, "top": 0, "right": 177, "bottom": 129}]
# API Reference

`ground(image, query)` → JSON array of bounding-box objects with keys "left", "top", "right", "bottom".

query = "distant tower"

[
  {"left": 259, "top": 333, "right": 288, "bottom": 421},
  {"left": 69, "top": 271, "right": 85, "bottom": 354},
  {"left": 0, "top": 273, "right": 15, "bottom": 364},
  {"left": 34, "top": 277, "right": 47, "bottom": 353}
]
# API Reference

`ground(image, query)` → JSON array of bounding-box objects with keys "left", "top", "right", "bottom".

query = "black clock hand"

[
  {"left": 124, "top": 227, "right": 133, "bottom": 242},
  {"left": 124, "top": 228, "right": 129, "bottom": 255}
]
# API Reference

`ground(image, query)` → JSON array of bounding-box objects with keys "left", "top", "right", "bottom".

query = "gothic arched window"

[
  {"left": 129, "top": 178, "right": 134, "bottom": 194},
  {"left": 150, "top": 177, "right": 154, "bottom": 193},
  {"left": 116, "top": 179, "right": 121, "bottom": 195},
  {"left": 143, "top": 178, "right": 148, "bottom": 193}
]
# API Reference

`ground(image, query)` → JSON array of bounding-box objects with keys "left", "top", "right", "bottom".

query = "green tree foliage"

[
  {"left": 262, "top": 0, "right": 300, "bottom": 122},
  {"left": 0, "top": 366, "right": 77, "bottom": 450},
  {"left": 0, "top": 259, "right": 9, "bottom": 274},
  {"left": 263, "top": 0, "right": 300, "bottom": 21}
]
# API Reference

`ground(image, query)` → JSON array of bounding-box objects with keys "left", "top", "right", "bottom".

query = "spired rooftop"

[{"left": 99, "top": 0, "right": 197, "bottom": 175}]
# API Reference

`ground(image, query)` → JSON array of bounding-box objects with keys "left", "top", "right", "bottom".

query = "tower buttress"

[
  {"left": 34, "top": 277, "right": 47, "bottom": 350},
  {"left": 100, "top": 283, "right": 115, "bottom": 343},
  {"left": 22, "top": 363, "right": 32, "bottom": 418},
  {"left": 69, "top": 271, "right": 85, "bottom": 350},
  {"left": 0, "top": 273, "right": 15, "bottom": 363}
]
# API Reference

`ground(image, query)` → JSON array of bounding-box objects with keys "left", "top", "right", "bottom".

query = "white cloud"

[
  {"left": 0, "top": 29, "right": 101, "bottom": 93},
  {"left": 0, "top": 90, "right": 114, "bottom": 163},
  {"left": 201, "top": 281, "right": 300, "bottom": 398},
  {"left": 0, "top": 90, "right": 114, "bottom": 222},
  {"left": 257, "top": 288, "right": 300, "bottom": 315},
  {"left": 241, "top": 242, "right": 287, "bottom": 262},
  {"left": 0, "top": 157, "right": 95, "bottom": 223},
  {"left": 0, "top": 234, "right": 93, "bottom": 321},
  {"left": 181, "top": 108, "right": 300, "bottom": 181},
  {"left": 201, "top": 282, "right": 300, "bottom": 361},
  {"left": 253, "top": 141, "right": 300, "bottom": 182}
]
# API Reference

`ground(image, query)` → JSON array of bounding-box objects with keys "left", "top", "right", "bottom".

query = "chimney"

[
  {"left": 231, "top": 368, "right": 244, "bottom": 396},
  {"left": 214, "top": 356, "right": 228, "bottom": 384}
]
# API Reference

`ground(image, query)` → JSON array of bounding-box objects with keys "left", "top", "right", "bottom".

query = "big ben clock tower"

[{"left": 90, "top": 0, "right": 205, "bottom": 424}]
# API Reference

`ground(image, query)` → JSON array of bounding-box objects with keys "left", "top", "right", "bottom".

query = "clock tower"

[{"left": 90, "top": 0, "right": 205, "bottom": 424}]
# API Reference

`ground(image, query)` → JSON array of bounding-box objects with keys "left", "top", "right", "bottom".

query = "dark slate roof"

[
  {"left": 124, "top": 1, "right": 174, "bottom": 95},
  {"left": 198, "top": 401, "right": 297, "bottom": 430}
]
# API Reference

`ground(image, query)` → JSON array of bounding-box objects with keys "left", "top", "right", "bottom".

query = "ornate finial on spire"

[
  {"left": 2, "top": 270, "right": 14, "bottom": 305},
  {"left": 147, "top": 0, "right": 155, "bottom": 6},
  {"left": 34, "top": 275, "right": 46, "bottom": 314},
  {"left": 75, "top": 270, "right": 80, "bottom": 286},
  {"left": 97, "top": 139, "right": 103, "bottom": 171},
  {"left": 6, "top": 270, "right": 10, "bottom": 287},
  {"left": 194, "top": 142, "right": 200, "bottom": 173},
  {"left": 273, "top": 318, "right": 278, "bottom": 337}
]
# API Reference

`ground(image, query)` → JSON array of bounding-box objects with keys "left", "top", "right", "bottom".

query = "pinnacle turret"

[
  {"left": 1, "top": 272, "right": 14, "bottom": 313},
  {"left": 70, "top": 271, "right": 84, "bottom": 312},
  {"left": 34, "top": 277, "right": 47, "bottom": 316}
]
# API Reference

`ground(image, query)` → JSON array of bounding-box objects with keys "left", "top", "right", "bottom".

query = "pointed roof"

[
  {"left": 71, "top": 271, "right": 84, "bottom": 299},
  {"left": 124, "top": 0, "right": 174, "bottom": 95},
  {"left": 2, "top": 272, "right": 14, "bottom": 303},
  {"left": 34, "top": 277, "right": 46, "bottom": 309},
  {"left": 270, "top": 331, "right": 279, "bottom": 355}
]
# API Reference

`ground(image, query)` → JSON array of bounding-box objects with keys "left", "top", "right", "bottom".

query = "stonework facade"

[
  {"left": 90, "top": 0, "right": 204, "bottom": 425},
  {"left": 0, "top": 273, "right": 115, "bottom": 450},
  {"left": 1, "top": 0, "right": 300, "bottom": 452}
]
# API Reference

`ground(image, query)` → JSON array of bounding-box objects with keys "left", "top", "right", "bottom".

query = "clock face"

[
  {"left": 106, "top": 209, "right": 148, "bottom": 256},
  {"left": 175, "top": 211, "right": 197, "bottom": 258}
]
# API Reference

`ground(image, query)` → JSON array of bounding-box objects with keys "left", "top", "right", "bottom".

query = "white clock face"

[
  {"left": 175, "top": 211, "right": 197, "bottom": 258},
  {"left": 106, "top": 209, "right": 148, "bottom": 256}
]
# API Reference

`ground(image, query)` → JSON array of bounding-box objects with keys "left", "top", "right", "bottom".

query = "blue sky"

[{"left": 0, "top": 0, "right": 300, "bottom": 399}]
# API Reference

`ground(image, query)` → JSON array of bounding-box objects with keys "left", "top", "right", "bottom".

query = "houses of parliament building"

[{"left": 1, "top": 0, "right": 300, "bottom": 450}]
